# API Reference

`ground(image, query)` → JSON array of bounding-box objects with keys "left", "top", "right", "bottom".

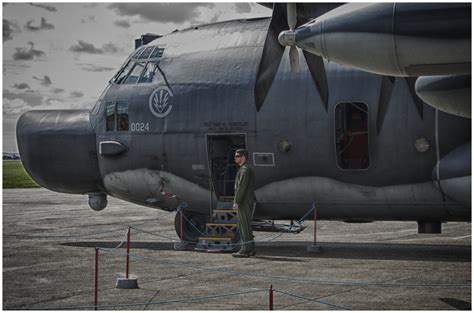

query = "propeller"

[
  {"left": 376, "top": 76, "right": 424, "bottom": 135},
  {"left": 255, "top": 3, "right": 338, "bottom": 112},
  {"left": 254, "top": 4, "right": 287, "bottom": 112},
  {"left": 376, "top": 76, "right": 396, "bottom": 135},
  {"left": 405, "top": 77, "right": 424, "bottom": 120}
]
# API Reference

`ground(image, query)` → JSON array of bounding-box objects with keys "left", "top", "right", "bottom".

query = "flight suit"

[{"left": 234, "top": 162, "right": 256, "bottom": 253}]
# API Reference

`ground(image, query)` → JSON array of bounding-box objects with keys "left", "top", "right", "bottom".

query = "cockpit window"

[
  {"left": 138, "top": 62, "right": 157, "bottom": 84},
  {"left": 139, "top": 46, "right": 155, "bottom": 59},
  {"left": 114, "top": 60, "right": 134, "bottom": 84},
  {"left": 132, "top": 46, "right": 145, "bottom": 58},
  {"left": 123, "top": 62, "right": 146, "bottom": 84},
  {"left": 138, "top": 62, "right": 166, "bottom": 85},
  {"left": 150, "top": 47, "right": 164, "bottom": 59},
  {"left": 111, "top": 46, "right": 168, "bottom": 86}
]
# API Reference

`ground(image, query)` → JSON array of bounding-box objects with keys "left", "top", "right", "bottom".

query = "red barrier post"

[
  {"left": 269, "top": 284, "right": 273, "bottom": 310},
  {"left": 126, "top": 226, "right": 131, "bottom": 279},
  {"left": 180, "top": 209, "right": 184, "bottom": 240},
  {"left": 94, "top": 247, "right": 99, "bottom": 311},
  {"left": 313, "top": 204, "right": 317, "bottom": 245}
]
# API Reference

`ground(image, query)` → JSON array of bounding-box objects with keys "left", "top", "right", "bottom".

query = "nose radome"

[{"left": 16, "top": 109, "right": 104, "bottom": 194}]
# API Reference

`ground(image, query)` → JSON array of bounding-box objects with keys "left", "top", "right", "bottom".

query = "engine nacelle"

[
  {"left": 416, "top": 75, "right": 471, "bottom": 118},
  {"left": 433, "top": 142, "right": 471, "bottom": 208}
]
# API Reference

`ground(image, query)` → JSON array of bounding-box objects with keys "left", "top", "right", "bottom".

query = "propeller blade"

[
  {"left": 303, "top": 50, "right": 329, "bottom": 110},
  {"left": 254, "top": 4, "right": 287, "bottom": 112},
  {"left": 405, "top": 77, "right": 424, "bottom": 120},
  {"left": 376, "top": 76, "right": 396, "bottom": 135},
  {"left": 289, "top": 46, "right": 300, "bottom": 73},
  {"left": 287, "top": 3, "right": 297, "bottom": 31}
]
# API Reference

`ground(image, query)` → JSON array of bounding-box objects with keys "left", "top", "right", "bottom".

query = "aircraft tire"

[{"left": 174, "top": 210, "right": 207, "bottom": 243}]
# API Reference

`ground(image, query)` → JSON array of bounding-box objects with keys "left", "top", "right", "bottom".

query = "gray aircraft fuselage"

[{"left": 17, "top": 17, "right": 471, "bottom": 227}]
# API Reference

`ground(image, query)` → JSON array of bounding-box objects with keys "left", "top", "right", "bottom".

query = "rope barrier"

[
  {"left": 130, "top": 203, "right": 317, "bottom": 247},
  {"left": 34, "top": 288, "right": 268, "bottom": 310},
  {"left": 273, "top": 288, "right": 352, "bottom": 310},
  {"left": 112, "top": 228, "right": 130, "bottom": 249},
  {"left": 98, "top": 248, "right": 470, "bottom": 289}
]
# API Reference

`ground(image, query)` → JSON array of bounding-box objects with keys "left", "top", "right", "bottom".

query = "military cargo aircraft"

[{"left": 17, "top": 3, "right": 471, "bottom": 242}]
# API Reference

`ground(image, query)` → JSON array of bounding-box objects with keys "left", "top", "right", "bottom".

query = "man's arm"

[{"left": 234, "top": 168, "right": 249, "bottom": 206}]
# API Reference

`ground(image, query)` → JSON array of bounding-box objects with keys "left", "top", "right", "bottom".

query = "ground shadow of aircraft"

[{"left": 60, "top": 240, "right": 470, "bottom": 263}]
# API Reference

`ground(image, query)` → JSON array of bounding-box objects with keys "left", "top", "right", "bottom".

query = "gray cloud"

[
  {"left": 109, "top": 3, "right": 215, "bottom": 24},
  {"left": 29, "top": 3, "right": 57, "bottom": 12},
  {"left": 33, "top": 75, "right": 52, "bottom": 87},
  {"left": 234, "top": 3, "right": 251, "bottom": 13},
  {"left": 114, "top": 20, "right": 130, "bottom": 28},
  {"left": 82, "top": 4, "right": 99, "bottom": 8},
  {"left": 70, "top": 91, "right": 84, "bottom": 98},
  {"left": 26, "top": 17, "right": 55, "bottom": 31},
  {"left": 3, "top": 19, "right": 20, "bottom": 42},
  {"left": 69, "top": 40, "right": 120, "bottom": 54},
  {"left": 209, "top": 14, "right": 219, "bottom": 24},
  {"left": 3, "top": 89, "right": 44, "bottom": 107},
  {"left": 13, "top": 83, "right": 30, "bottom": 90},
  {"left": 12, "top": 42, "right": 45, "bottom": 60},
  {"left": 69, "top": 40, "right": 102, "bottom": 54},
  {"left": 80, "top": 16, "right": 96, "bottom": 24},
  {"left": 52, "top": 88, "right": 64, "bottom": 94},
  {"left": 78, "top": 63, "right": 115, "bottom": 72},
  {"left": 103, "top": 43, "right": 118, "bottom": 53}
]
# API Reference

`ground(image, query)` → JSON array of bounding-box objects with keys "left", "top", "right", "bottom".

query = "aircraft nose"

[{"left": 16, "top": 110, "right": 104, "bottom": 194}]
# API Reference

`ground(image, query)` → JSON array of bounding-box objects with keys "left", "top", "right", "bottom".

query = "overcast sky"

[{"left": 2, "top": 2, "right": 271, "bottom": 152}]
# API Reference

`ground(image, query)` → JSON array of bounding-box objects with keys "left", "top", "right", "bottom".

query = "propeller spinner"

[{"left": 278, "top": 3, "right": 300, "bottom": 73}]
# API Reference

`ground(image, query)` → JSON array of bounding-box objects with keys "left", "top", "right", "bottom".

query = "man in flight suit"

[{"left": 232, "top": 149, "right": 256, "bottom": 258}]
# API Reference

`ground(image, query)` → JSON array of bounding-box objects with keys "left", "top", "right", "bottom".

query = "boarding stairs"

[{"left": 196, "top": 197, "right": 241, "bottom": 252}]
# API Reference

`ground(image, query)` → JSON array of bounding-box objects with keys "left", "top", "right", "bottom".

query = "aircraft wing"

[{"left": 261, "top": 3, "right": 471, "bottom": 133}]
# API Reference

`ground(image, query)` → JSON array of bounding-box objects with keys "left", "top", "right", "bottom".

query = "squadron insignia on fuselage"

[{"left": 149, "top": 86, "right": 174, "bottom": 118}]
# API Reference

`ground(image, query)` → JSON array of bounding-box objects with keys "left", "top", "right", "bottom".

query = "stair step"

[
  {"left": 212, "top": 210, "right": 238, "bottom": 224},
  {"left": 207, "top": 223, "right": 238, "bottom": 227},
  {"left": 213, "top": 209, "right": 238, "bottom": 213},
  {"left": 216, "top": 202, "right": 234, "bottom": 210},
  {"left": 219, "top": 196, "right": 234, "bottom": 201},
  {"left": 198, "top": 237, "right": 232, "bottom": 241}
]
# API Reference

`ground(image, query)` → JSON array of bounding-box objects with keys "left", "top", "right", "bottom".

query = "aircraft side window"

[
  {"left": 335, "top": 102, "right": 370, "bottom": 170},
  {"left": 123, "top": 62, "right": 146, "bottom": 84},
  {"left": 114, "top": 61, "right": 134, "bottom": 85},
  {"left": 116, "top": 101, "right": 129, "bottom": 131},
  {"left": 105, "top": 101, "right": 129, "bottom": 131},
  {"left": 106, "top": 102, "right": 116, "bottom": 131}
]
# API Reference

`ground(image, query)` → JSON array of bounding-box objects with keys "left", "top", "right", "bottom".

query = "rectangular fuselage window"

[
  {"left": 335, "top": 102, "right": 370, "bottom": 170},
  {"left": 105, "top": 101, "right": 129, "bottom": 132}
]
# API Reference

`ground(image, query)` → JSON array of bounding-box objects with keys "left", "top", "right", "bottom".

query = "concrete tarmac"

[{"left": 3, "top": 188, "right": 471, "bottom": 310}]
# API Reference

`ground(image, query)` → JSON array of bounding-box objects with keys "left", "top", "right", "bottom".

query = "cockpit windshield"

[{"left": 111, "top": 45, "right": 167, "bottom": 86}]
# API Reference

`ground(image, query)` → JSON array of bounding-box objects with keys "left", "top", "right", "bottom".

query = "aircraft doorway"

[{"left": 207, "top": 134, "right": 246, "bottom": 199}]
